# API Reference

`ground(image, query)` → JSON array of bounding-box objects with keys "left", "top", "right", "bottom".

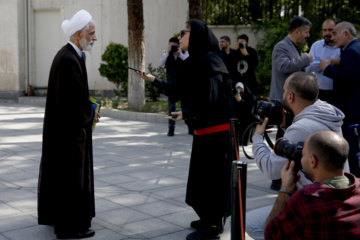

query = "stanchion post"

[{"left": 231, "top": 160, "right": 247, "bottom": 240}]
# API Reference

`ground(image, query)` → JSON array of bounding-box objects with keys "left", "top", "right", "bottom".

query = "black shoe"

[
  {"left": 186, "top": 226, "right": 220, "bottom": 240},
  {"left": 56, "top": 229, "right": 95, "bottom": 239},
  {"left": 167, "top": 128, "right": 175, "bottom": 136},
  {"left": 190, "top": 220, "right": 224, "bottom": 233},
  {"left": 270, "top": 179, "right": 282, "bottom": 191},
  {"left": 190, "top": 219, "right": 207, "bottom": 231}
]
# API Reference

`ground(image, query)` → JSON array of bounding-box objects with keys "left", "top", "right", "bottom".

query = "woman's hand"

[
  {"left": 165, "top": 111, "right": 183, "bottom": 121},
  {"left": 135, "top": 71, "right": 155, "bottom": 82},
  {"left": 234, "top": 93, "right": 242, "bottom": 102}
]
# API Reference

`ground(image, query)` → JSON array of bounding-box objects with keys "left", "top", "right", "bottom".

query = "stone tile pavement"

[{"left": 0, "top": 101, "right": 278, "bottom": 240}]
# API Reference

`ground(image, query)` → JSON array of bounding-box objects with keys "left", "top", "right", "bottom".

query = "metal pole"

[{"left": 231, "top": 161, "right": 247, "bottom": 240}]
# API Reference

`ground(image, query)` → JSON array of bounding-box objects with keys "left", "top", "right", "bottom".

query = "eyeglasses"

[{"left": 180, "top": 30, "right": 190, "bottom": 38}]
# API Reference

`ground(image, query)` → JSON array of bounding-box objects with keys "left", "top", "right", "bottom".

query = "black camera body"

[
  {"left": 257, "top": 100, "right": 284, "bottom": 126},
  {"left": 239, "top": 41, "right": 246, "bottom": 49},
  {"left": 170, "top": 44, "right": 179, "bottom": 53},
  {"left": 274, "top": 138, "right": 304, "bottom": 172}
]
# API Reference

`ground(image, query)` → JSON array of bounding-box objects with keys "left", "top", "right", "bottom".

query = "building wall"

[
  {"left": 0, "top": 0, "right": 262, "bottom": 99},
  {"left": 0, "top": 0, "right": 25, "bottom": 99},
  {"left": 209, "top": 25, "right": 259, "bottom": 50},
  {"left": 28, "top": 0, "right": 190, "bottom": 96}
]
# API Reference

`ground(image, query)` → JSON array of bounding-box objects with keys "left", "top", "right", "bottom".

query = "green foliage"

[
  {"left": 203, "top": 0, "right": 360, "bottom": 26},
  {"left": 100, "top": 98, "right": 113, "bottom": 109},
  {"left": 145, "top": 63, "right": 166, "bottom": 101},
  {"left": 99, "top": 42, "right": 128, "bottom": 98},
  {"left": 98, "top": 98, "right": 181, "bottom": 113}
]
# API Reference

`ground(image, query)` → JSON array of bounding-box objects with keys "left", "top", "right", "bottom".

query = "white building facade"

[{"left": 0, "top": 0, "right": 258, "bottom": 100}]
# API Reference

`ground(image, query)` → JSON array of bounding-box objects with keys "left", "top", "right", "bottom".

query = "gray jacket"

[
  {"left": 252, "top": 100, "right": 350, "bottom": 188},
  {"left": 269, "top": 36, "right": 310, "bottom": 101}
]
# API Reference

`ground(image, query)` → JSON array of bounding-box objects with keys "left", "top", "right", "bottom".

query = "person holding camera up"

[
  {"left": 158, "top": 37, "right": 189, "bottom": 136},
  {"left": 233, "top": 34, "right": 259, "bottom": 95},
  {"left": 233, "top": 81, "right": 256, "bottom": 146},
  {"left": 246, "top": 71, "right": 350, "bottom": 240},
  {"left": 265, "top": 130, "right": 360, "bottom": 239}
]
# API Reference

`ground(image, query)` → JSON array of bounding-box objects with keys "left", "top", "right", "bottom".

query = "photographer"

[
  {"left": 233, "top": 82, "right": 256, "bottom": 146},
  {"left": 158, "top": 37, "right": 189, "bottom": 136},
  {"left": 246, "top": 72, "right": 349, "bottom": 240},
  {"left": 233, "top": 34, "right": 259, "bottom": 95},
  {"left": 265, "top": 130, "right": 360, "bottom": 239}
]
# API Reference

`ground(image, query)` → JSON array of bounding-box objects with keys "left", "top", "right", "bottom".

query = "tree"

[
  {"left": 189, "top": 0, "right": 203, "bottom": 20},
  {"left": 99, "top": 42, "right": 128, "bottom": 98},
  {"left": 127, "top": 0, "right": 145, "bottom": 110}
]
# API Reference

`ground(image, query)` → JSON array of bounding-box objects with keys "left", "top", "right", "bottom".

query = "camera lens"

[
  {"left": 239, "top": 42, "right": 246, "bottom": 49},
  {"left": 171, "top": 44, "right": 179, "bottom": 53},
  {"left": 274, "top": 138, "right": 304, "bottom": 172},
  {"left": 256, "top": 100, "right": 283, "bottom": 126}
]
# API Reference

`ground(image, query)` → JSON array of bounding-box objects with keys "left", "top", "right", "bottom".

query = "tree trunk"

[
  {"left": 188, "top": 0, "right": 203, "bottom": 20},
  {"left": 127, "top": 0, "right": 145, "bottom": 110}
]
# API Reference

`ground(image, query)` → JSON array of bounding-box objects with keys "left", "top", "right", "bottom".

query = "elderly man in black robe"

[{"left": 38, "top": 9, "right": 98, "bottom": 239}]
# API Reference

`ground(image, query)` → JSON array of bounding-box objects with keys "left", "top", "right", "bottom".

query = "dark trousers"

[
  {"left": 168, "top": 98, "right": 176, "bottom": 129},
  {"left": 342, "top": 117, "right": 360, "bottom": 177}
]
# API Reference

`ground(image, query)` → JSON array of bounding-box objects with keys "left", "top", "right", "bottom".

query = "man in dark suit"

[
  {"left": 38, "top": 9, "right": 99, "bottom": 239},
  {"left": 319, "top": 21, "right": 360, "bottom": 177}
]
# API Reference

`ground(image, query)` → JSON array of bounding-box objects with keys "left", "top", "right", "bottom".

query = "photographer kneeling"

[
  {"left": 265, "top": 130, "right": 360, "bottom": 239},
  {"left": 246, "top": 71, "right": 350, "bottom": 240}
]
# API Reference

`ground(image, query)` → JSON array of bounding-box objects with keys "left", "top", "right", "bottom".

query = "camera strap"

[
  {"left": 242, "top": 122, "right": 275, "bottom": 160},
  {"left": 241, "top": 122, "right": 258, "bottom": 160},
  {"left": 264, "top": 131, "right": 274, "bottom": 149}
]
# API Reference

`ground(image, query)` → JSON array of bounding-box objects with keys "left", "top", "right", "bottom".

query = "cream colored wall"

[
  {"left": 0, "top": 0, "right": 22, "bottom": 93},
  {"left": 0, "top": 0, "right": 262, "bottom": 97},
  {"left": 34, "top": 10, "right": 61, "bottom": 88},
  {"left": 209, "top": 25, "right": 260, "bottom": 50},
  {"left": 28, "top": 0, "right": 189, "bottom": 93}
]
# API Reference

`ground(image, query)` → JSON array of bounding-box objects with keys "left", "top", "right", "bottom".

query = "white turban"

[{"left": 61, "top": 9, "right": 92, "bottom": 37}]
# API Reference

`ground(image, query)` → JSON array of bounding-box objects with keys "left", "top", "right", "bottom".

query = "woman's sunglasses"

[{"left": 180, "top": 30, "right": 190, "bottom": 38}]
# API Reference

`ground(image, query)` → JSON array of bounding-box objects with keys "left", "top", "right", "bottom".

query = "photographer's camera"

[
  {"left": 171, "top": 44, "right": 179, "bottom": 53},
  {"left": 257, "top": 100, "right": 284, "bottom": 126},
  {"left": 239, "top": 41, "right": 246, "bottom": 49},
  {"left": 274, "top": 138, "right": 304, "bottom": 172}
]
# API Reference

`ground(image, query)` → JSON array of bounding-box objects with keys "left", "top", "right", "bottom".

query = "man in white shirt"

[
  {"left": 305, "top": 18, "right": 340, "bottom": 105},
  {"left": 158, "top": 37, "right": 189, "bottom": 136}
]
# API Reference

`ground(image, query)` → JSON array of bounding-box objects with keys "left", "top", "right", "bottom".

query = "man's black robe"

[{"left": 38, "top": 43, "right": 95, "bottom": 232}]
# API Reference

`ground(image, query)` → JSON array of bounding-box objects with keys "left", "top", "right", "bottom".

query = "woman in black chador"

[{"left": 137, "top": 20, "right": 234, "bottom": 240}]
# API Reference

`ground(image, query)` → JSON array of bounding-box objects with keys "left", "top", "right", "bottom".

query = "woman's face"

[{"left": 178, "top": 25, "right": 190, "bottom": 51}]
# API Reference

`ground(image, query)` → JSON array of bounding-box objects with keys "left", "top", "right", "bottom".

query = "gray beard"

[{"left": 80, "top": 38, "right": 93, "bottom": 51}]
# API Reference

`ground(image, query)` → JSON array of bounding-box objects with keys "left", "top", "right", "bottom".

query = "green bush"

[
  {"left": 99, "top": 42, "right": 128, "bottom": 98},
  {"left": 146, "top": 63, "right": 166, "bottom": 101}
]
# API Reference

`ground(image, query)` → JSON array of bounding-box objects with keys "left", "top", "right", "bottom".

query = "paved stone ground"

[{"left": 0, "top": 102, "right": 277, "bottom": 240}]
